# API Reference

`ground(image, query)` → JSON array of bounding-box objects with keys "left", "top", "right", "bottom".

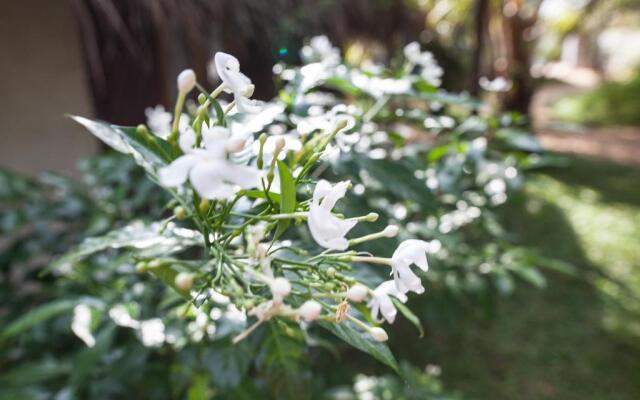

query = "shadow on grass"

[{"left": 404, "top": 167, "right": 640, "bottom": 400}]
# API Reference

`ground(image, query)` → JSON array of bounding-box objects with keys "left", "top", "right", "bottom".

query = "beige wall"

[{"left": 0, "top": 0, "right": 99, "bottom": 177}]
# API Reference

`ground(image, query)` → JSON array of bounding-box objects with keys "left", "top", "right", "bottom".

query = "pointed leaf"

[
  {"left": 318, "top": 321, "right": 399, "bottom": 373},
  {"left": 49, "top": 221, "right": 202, "bottom": 273},
  {"left": 273, "top": 161, "right": 296, "bottom": 241},
  {"left": 391, "top": 298, "right": 424, "bottom": 337}
]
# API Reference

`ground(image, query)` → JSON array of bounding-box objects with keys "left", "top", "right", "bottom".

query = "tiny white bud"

[
  {"left": 335, "top": 119, "right": 348, "bottom": 130},
  {"left": 369, "top": 327, "right": 389, "bottom": 342},
  {"left": 383, "top": 225, "right": 399, "bottom": 238},
  {"left": 346, "top": 284, "right": 368, "bottom": 302},
  {"left": 226, "top": 137, "right": 246, "bottom": 153},
  {"left": 274, "top": 137, "right": 286, "bottom": 153},
  {"left": 177, "top": 69, "right": 196, "bottom": 94},
  {"left": 174, "top": 272, "right": 193, "bottom": 292},
  {"left": 365, "top": 212, "right": 379, "bottom": 222},
  {"left": 270, "top": 277, "right": 291, "bottom": 299},
  {"left": 298, "top": 300, "right": 322, "bottom": 321}
]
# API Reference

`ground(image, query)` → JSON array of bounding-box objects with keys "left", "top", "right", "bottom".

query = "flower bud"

[
  {"left": 177, "top": 69, "right": 196, "bottom": 94},
  {"left": 270, "top": 277, "right": 291, "bottom": 299},
  {"left": 135, "top": 261, "right": 148, "bottom": 273},
  {"left": 226, "top": 137, "right": 246, "bottom": 154},
  {"left": 369, "top": 327, "right": 389, "bottom": 342},
  {"left": 174, "top": 206, "right": 186, "bottom": 220},
  {"left": 326, "top": 267, "right": 336, "bottom": 277},
  {"left": 383, "top": 225, "right": 399, "bottom": 238},
  {"left": 274, "top": 137, "right": 286, "bottom": 153},
  {"left": 198, "top": 199, "right": 210, "bottom": 214},
  {"left": 365, "top": 212, "right": 379, "bottom": 222},
  {"left": 197, "top": 93, "right": 207, "bottom": 105},
  {"left": 347, "top": 284, "right": 368, "bottom": 302},
  {"left": 175, "top": 272, "right": 193, "bottom": 292},
  {"left": 298, "top": 300, "right": 322, "bottom": 321},
  {"left": 335, "top": 119, "right": 348, "bottom": 131}
]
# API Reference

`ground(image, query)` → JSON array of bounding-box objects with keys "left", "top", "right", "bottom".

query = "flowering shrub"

[{"left": 1, "top": 37, "right": 547, "bottom": 398}]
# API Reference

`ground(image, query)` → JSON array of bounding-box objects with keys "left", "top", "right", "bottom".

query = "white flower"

[
  {"left": 71, "top": 304, "right": 95, "bottom": 347},
  {"left": 347, "top": 284, "right": 369, "bottom": 302},
  {"left": 139, "top": 318, "right": 165, "bottom": 347},
  {"left": 368, "top": 280, "right": 407, "bottom": 324},
  {"left": 308, "top": 180, "right": 357, "bottom": 250},
  {"left": 145, "top": 105, "right": 190, "bottom": 140},
  {"left": 369, "top": 327, "right": 389, "bottom": 342},
  {"left": 298, "top": 300, "right": 322, "bottom": 321},
  {"left": 177, "top": 69, "right": 196, "bottom": 94},
  {"left": 158, "top": 122, "right": 259, "bottom": 199},
  {"left": 145, "top": 105, "right": 172, "bottom": 139},
  {"left": 300, "top": 35, "right": 340, "bottom": 65},
  {"left": 270, "top": 277, "right": 291, "bottom": 303},
  {"left": 402, "top": 42, "right": 443, "bottom": 87},
  {"left": 479, "top": 76, "right": 513, "bottom": 92},
  {"left": 214, "top": 52, "right": 261, "bottom": 113},
  {"left": 391, "top": 239, "right": 430, "bottom": 295}
]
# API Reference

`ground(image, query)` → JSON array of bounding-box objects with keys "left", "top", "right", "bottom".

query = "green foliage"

[{"left": 553, "top": 72, "right": 640, "bottom": 126}]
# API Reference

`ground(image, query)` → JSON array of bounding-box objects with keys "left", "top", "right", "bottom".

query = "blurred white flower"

[
  {"left": 479, "top": 76, "right": 513, "bottom": 92},
  {"left": 308, "top": 180, "right": 357, "bottom": 250},
  {"left": 403, "top": 42, "right": 443, "bottom": 87},
  {"left": 300, "top": 35, "right": 340, "bottom": 65},
  {"left": 139, "top": 318, "right": 165, "bottom": 347},
  {"left": 71, "top": 304, "right": 95, "bottom": 347},
  {"left": 368, "top": 280, "right": 407, "bottom": 324},
  {"left": 214, "top": 52, "right": 261, "bottom": 113},
  {"left": 391, "top": 239, "right": 430, "bottom": 294},
  {"left": 158, "top": 122, "right": 259, "bottom": 199}
]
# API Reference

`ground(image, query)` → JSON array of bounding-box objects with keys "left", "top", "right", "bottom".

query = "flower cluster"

[{"left": 120, "top": 50, "right": 437, "bottom": 345}]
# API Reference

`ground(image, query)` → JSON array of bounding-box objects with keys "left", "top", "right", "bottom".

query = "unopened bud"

[
  {"left": 135, "top": 261, "right": 148, "bottom": 273},
  {"left": 175, "top": 272, "right": 193, "bottom": 292},
  {"left": 346, "top": 284, "right": 368, "bottom": 302},
  {"left": 270, "top": 277, "right": 291, "bottom": 299},
  {"left": 198, "top": 199, "right": 210, "bottom": 214},
  {"left": 174, "top": 206, "right": 186, "bottom": 220},
  {"left": 298, "top": 300, "right": 322, "bottom": 322},
  {"left": 274, "top": 137, "right": 286, "bottom": 153},
  {"left": 383, "top": 225, "right": 399, "bottom": 238},
  {"left": 197, "top": 93, "right": 207, "bottom": 105},
  {"left": 365, "top": 212, "right": 379, "bottom": 222},
  {"left": 335, "top": 119, "right": 348, "bottom": 131},
  {"left": 177, "top": 69, "right": 196, "bottom": 94},
  {"left": 369, "top": 327, "right": 389, "bottom": 342},
  {"left": 326, "top": 267, "right": 336, "bottom": 278}
]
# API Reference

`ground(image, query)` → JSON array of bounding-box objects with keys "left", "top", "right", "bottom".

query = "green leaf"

[
  {"left": 273, "top": 160, "right": 296, "bottom": 241},
  {"left": 318, "top": 321, "right": 399, "bottom": 373},
  {"left": 391, "top": 298, "right": 424, "bottom": 337},
  {"left": 72, "top": 116, "right": 171, "bottom": 175},
  {"left": 202, "top": 340, "right": 251, "bottom": 390},
  {"left": 210, "top": 99, "right": 225, "bottom": 126},
  {"left": 0, "top": 358, "right": 71, "bottom": 385},
  {"left": 49, "top": 221, "right": 202, "bottom": 273},
  {"left": 242, "top": 189, "right": 281, "bottom": 204},
  {"left": 1, "top": 299, "right": 77, "bottom": 341},
  {"left": 257, "top": 322, "right": 310, "bottom": 400},
  {"left": 71, "top": 324, "right": 116, "bottom": 389}
]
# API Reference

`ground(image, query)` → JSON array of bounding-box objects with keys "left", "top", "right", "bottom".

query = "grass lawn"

[{"left": 424, "top": 155, "right": 640, "bottom": 399}]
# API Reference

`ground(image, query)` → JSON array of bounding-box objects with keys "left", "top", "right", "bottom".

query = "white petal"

[
  {"left": 158, "top": 154, "right": 199, "bottom": 187},
  {"left": 319, "top": 180, "right": 350, "bottom": 211},
  {"left": 179, "top": 128, "right": 196, "bottom": 153},
  {"left": 308, "top": 206, "right": 356, "bottom": 250},
  {"left": 188, "top": 161, "right": 234, "bottom": 199},
  {"left": 235, "top": 93, "right": 261, "bottom": 114},
  {"left": 220, "top": 163, "right": 260, "bottom": 189}
]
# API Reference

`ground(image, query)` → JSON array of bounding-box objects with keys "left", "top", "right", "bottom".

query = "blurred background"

[{"left": 1, "top": 0, "right": 640, "bottom": 399}]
